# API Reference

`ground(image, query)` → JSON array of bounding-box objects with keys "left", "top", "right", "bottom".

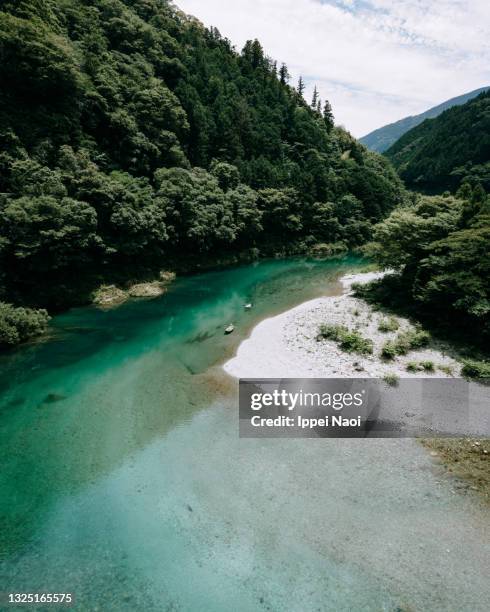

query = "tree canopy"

[
  {"left": 386, "top": 91, "right": 490, "bottom": 192},
  {"left": 0, "top": 0, "right": 406, "bottom": 330},
  {"left": 367, "top": 191, "right": 490, "bottom": 343}
]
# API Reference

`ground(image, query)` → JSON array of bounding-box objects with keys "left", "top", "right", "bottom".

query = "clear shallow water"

[{"left": 0, "top": 257, "right": 489, "bottom": 611}]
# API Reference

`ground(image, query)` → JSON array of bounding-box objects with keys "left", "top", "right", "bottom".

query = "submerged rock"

[
  {"left": 6, "top": 397, "right": 26, "bottom": 408},
  {"left": 42, "top": 393, "right": 67, "bottom": 404}
]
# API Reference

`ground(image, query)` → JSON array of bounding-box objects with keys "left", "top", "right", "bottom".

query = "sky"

[{"left": 176, "top": 0, "right": 490, "bottom": 137}]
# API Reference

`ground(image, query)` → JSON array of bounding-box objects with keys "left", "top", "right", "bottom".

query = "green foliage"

[
  {"left": 0, "top": 302, "right": 50, "bottom": 348},
  {"left": 381, "top": 329, "right": 430, "bottom": 360},
  {"left": 309, "top": 242, "right": 348, "bottom": 258},
  {"left": 368, "top": 191, "right": 490, "bottom": 343},
  {"left": 361, "top": 86, "right": 489, "bottom": 154},
  {"left": 323, "top": 101, "right": 334, "bottom": 132},
  {"left": 386, "top": 91, "right": 490, "bottom": 192},
  {"left": 461, "top": 360, "right": 490, "bottom": 379},
  {"left": 366, "top": 194, "right": 462, "bottom": 270},
  {"left": 438, "top": 364, "right": 454, "bottom": 376},
  {"left": 0, "top": 0, "right": 406, "bottom": 334},
  {"left": 318, "top": 323, "right": 346, "bottom": 341},
  {"left": 377, "top": 317, "right": 399, "bottom": 333},
  {"left": 318, "top": 323, "right": 373, "bottom": 355},
  {"left": 338, "top": 330, "right": 373, "bottom": 355},
  {"left": 383, "top": 373, "right": 399, "bottom": 387},
  {"left": 210, "top": 161, "right": 240, "bottom": 192},
  {"left": 380, "top": 341, "right": 398, "bottom": 361},
  {"left": 416, "top": 219, "right": 490, "bottom": 323},
  {"left": 404, "top": 329, "right": 431, "bottom": 349},
  {"left": 154, "top": 167, "right": 234, "bottom": 250},
  {"left": 406, "top": 360, "right": 434, "bottom": 373},
  {"left": 406, "top": 361, "right": 420, "bottom": 372}
]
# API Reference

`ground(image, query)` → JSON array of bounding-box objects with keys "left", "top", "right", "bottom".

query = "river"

[{"left": 0, "top": 256, "right": 488, "bottom": 611}]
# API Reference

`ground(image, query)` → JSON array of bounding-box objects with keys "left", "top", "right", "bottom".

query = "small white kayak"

[
  {"left": 244, "top": 303, "right": 252, "bottom": 310},
  {"left": 224, "top": 324, "right": 235, "bottom": 334}
]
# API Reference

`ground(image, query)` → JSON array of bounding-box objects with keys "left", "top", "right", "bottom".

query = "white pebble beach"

[{"left": 224, "top": 271, "right": 460, "bottom": 379}]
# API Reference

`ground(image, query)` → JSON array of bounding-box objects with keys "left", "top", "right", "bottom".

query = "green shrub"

[
  {"left": 420, "top": 361, "right": 435, "bottom": 372},
  {"left": 406, "top": 329, "right": 431, "bottom": 349},
  {"left": 406, "top": 361, "right": 420, "bottom": 372},
  {"left": 318, "top": 324, "right": 346, "bottom": 341},
  {"left": 381, "top": 341, "right": 398, "bottom": 360},
  {"left": 318, "top": 323, "right": 373, "bottom": 355},
  {"left": 394, "top": 335, "right": 411, "bottom": 355},
  {"left": 438, "top": 364, "right": 454, "bottom": 376},
  {"left": 351, "top": 281, "right": 373, "bottom": 299},
  {"left": 378, "top": 317, "right": 400, "bottom": 333},
  {"left": 310, "top": 242, "right": 348, "bottom": 258},
  {"left": 0, "top": 302, "right": 50, "bottom": 348},
  {"left": 338, "top": 330, "right": 373, "bottom": 355},
  {"left": 461, "top": 360, "right": 490, "bottom": 379},
  {"left": 383, "top": 373, "right": 399, "bottom": 387},
  {"left": 384, "top": 329, "right": 431, "bottom": 358}
]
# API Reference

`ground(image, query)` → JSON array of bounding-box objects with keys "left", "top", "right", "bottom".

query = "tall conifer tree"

[
  {"left": 323, "top": 100, "right": 334, "bottom": 131},
  {"left": 279, "top": 63, "right": 290, "bottom": 84},
  {"left": 297, "top": 76, "right": 305, "bottom": 97},
  {"left": 311, "top": 86, "right": 319, "bottom": 109}
]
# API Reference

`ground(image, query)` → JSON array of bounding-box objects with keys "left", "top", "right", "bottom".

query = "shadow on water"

[{"left": 0, "top": 256, "right": 360, "bottom": 564}]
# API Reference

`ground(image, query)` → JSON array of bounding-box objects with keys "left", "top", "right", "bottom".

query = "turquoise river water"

[{"left": 0, "top": 257, "right": 489, "bottom": 611}]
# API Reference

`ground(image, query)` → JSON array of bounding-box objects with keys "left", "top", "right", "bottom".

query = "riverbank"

[
  {"left": 224, "top": 270, "right": 461, "bottom": 380},
  {"left": 0, "top": 248, "right": 352, "bottom": 350},
  {"left": 224, "top": 270, "right": 490, "bottom": 500},
  {"left": 422, "top": 438, "right": 490, "bottom": 503}
]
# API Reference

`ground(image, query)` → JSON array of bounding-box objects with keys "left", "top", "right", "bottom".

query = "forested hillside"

[
  {"left": 386, "top": 91, "right": 490, "bottom": 192},
  {"left": 360, "top": 86, "right": 489, "bottom": 153},
  {"left": 362, "top": 90, "right": 490, "bottom": 353},
  {"left": 363, "top": 184, "right": 490, "bottom": 348},
  {"left": 0, "top": 0, "right": 406, "bottom": 340}
]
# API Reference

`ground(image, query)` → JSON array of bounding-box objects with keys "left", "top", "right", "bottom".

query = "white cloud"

[{"left": 175, "top": 0, "right": 490, "bottom": 136}]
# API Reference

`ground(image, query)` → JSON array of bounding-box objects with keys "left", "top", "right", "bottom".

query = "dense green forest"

[
  {"left": 386, "top": 91, "right": 490, "bottom": 192},
  {"left": 362, "top": 185, "right": 490, "bottom": 347},
  {"left": 360, "top": 86, "right": 489, "bottom": 154},
  {"left": 2, "top": 0, "right": 488, "bottom": 353},
  {"left": 0, "top": 0, "right": 408, "bottom": 346},
  {"left": 375, "top": 90, "right": 490, "bottom": 349}
]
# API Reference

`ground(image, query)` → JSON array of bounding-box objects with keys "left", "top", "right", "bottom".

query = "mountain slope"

[
  {"left": 360, "top": 87, "right": 489, "bottom": 153},
  {"left": 0, "top": 0, "right": 406, "bottom": 316},
  {"left": 385, "top": 90, "right": 490, "bottom": 192}
]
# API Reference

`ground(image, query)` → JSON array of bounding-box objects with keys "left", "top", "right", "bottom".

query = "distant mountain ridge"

[
  {"left": 385, "top": 89, "right": 490, "bottom": 192},
  {"left": 360, "top": 87, "right": 490, "bottom": 153}
]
